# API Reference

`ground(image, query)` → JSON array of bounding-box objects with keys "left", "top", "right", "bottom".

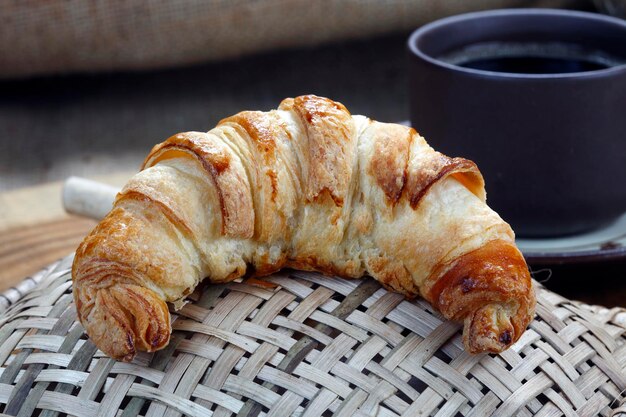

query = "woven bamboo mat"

[{"left": 0, "top": 255, "right": 624, "bottom": 417}]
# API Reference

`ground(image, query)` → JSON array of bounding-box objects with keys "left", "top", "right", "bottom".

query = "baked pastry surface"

[{"left": 73, "top": 95, "right": 535, "bottom": 361}]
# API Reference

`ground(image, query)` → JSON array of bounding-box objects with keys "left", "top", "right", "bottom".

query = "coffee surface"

[{"left": 438, "top": 42, "right": 624, "bottom": 74}]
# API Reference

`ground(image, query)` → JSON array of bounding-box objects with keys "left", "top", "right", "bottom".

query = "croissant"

[{"left": 73, "top": 95, "right": 535, "bottom": 361}]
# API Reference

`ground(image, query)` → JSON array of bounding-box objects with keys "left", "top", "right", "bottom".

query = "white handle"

[{"left": 62, "top": 177, "right": 120, "bottom": 220}]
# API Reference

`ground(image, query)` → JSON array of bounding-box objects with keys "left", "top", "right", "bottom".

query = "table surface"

[{"left": 0, "top": 33, "right": 624, "bottom": 308}]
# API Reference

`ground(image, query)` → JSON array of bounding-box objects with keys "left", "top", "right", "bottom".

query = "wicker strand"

[{"left": 0, "top": 254, "right": 624, "bottom": 417}]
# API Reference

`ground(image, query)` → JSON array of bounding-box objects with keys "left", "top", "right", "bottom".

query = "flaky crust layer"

[{"left": 73, "top": 95, "right": 535, "bottom": 361}]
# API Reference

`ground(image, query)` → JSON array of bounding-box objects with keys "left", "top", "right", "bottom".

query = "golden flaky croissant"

[{"left": 73, "top": 95, "right": 535, "bottom": 361}]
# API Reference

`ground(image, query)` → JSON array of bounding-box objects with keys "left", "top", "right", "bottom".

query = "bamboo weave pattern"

[{"left": 0, "top": 254, "right": 624, "bottom": 416}]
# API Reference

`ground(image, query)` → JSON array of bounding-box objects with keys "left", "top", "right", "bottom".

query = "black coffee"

[
  {"left": 459, "top": 56, "right": 609, "bottom": 73},
  {"left": 438, "top": 42, "right": 624, "bottom": 74}
]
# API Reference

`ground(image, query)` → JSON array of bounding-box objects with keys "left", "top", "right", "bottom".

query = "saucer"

[{"left": 516, "top": 211, "right": 626, "bottom": 265}]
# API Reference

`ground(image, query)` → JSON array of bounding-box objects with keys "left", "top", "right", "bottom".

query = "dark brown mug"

[{"left": 407, "top": 9, "right": 626, "bottom": 237}]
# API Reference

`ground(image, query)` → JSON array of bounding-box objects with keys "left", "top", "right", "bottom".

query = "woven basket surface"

[{"left": 0, "top": 254, "right": 624, "bottom": 417}]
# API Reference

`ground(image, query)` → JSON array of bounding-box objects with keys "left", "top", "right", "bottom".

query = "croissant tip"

[
  {"left": 88, "top": 324, "right": 138, "bottom": 362},
  {"left": 117, "top": 348, "right": 137, "bottom": 363},
  {"left": 119, "top": 333, "right": 137, "bottom": 362},
  {"left": 463, "top": 302, "right": 519, "bottom": 354},
  {"left": 75, "top": 279, "right": 171, "bottom": 362}
]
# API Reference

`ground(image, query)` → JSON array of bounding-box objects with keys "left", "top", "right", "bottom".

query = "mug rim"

[{"left": 407, "top": 8, "right": 626, "bottom": 80}]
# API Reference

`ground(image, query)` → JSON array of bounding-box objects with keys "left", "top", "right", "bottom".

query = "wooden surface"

[
  {"left": 0, "top": 173, "right": 130, "bottom": 291},
  {"left": 0, "top": 216, "right": 96, "bottom": 289}
]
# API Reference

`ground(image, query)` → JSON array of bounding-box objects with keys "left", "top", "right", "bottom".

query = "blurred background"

[{"left": 0, "top": 0, "right": 623, "bottom": 304}]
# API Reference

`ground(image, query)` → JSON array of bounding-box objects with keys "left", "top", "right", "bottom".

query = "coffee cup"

[{"left": 407, "top": 9, "right": 626, "bottom": 237}]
